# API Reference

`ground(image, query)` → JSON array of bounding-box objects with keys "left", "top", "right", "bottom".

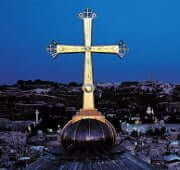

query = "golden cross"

[{"left": 47, "top": 9, "right": 128, "bottom": 113}]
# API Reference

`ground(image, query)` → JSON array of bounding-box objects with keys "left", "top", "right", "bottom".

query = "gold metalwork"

[
  {"left": 72, "top": 109, "right": 106, "bottom": 123},
  {"left": 56, "top": 45, "right": 85, "bottom": 53},
  {"left": 56, "top": 45, "right": 120, "bottom": 54},
  {"left": 48, "top": 9, "right": 128, "bottom": 122},
  {"left": 91, "top": 45, "right": 120, "bottom": 54}
]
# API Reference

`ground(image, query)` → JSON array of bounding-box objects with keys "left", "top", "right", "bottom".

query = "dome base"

[
  {"left": 72, "top": 109, "right": 105, "bottom": 123},
  {"left": 25, "top": 144, "right": 155, "bottom": 170}
]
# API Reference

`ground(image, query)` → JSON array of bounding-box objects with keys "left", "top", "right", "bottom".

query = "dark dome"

[
  {"left": 60, "top": 119, "right": 117, "bottom": 152},
  {"left": 25, "top": 117, "right": 155, "bottom": 170},
  {"left": 25, "top": 145, "right": 155, "bottom": 170}
]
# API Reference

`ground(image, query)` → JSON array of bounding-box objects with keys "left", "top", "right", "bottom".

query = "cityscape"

[
  {"left": 0, "top": 80, "right": 180, "bottom": 169},
  {"left": 1, "top": 1, "right": 180, "bottom": 170}
]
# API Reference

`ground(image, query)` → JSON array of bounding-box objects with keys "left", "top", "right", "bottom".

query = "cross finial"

[
  {"left": 47, "top": 40, "right": 58, "bottom": 58},
  {"left": 118, "top": 40, "right": 129, "bottom": 58},
  {"left": 79, "top": 8, "right": 96, "bottom": 19}
]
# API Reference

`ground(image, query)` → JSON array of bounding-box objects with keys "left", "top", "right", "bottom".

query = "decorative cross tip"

[
  {"left": 117, "top": 40, "right": 129, "bottom": 58},
  {"left": 47, "top": 40, "right": 58, "bottom": 58},
  {"left": 79, "top": 8, "right": 96, "bottom": 19}
]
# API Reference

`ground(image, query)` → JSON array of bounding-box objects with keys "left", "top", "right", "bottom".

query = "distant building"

[
  {"left": 151, "top": 154, "right": 166, "bottom": 169},
  {"left": 33, "top": 88, "right": 51, "bottom": 94}
]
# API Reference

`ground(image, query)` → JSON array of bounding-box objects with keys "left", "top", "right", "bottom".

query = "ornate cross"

[{"left": 47, "top": 9, "right": 128, "bottom": 123}]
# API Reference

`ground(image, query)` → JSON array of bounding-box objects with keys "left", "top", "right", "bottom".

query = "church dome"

[
  {"left": 26, "top": 144, "right": 155, "bottom": 170},
  {"left": 60, "top": 118, "right": 117, "bottom": 153},
  {"left": 25, "top": 114, "right": 155, "bottom": 170}
]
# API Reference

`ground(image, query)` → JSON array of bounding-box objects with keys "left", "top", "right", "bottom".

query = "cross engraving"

[{"left": 47, "top": 9, "right": 128, "bottom": 123}]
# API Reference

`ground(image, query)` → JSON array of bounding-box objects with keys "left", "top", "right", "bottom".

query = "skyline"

[{"left": 1, "top": 0, "right": 180, "bottom": 84}]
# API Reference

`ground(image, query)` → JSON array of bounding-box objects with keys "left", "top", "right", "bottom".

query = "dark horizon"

[{"left": 1, "top": 78, "right": 180, "bottom": 86}]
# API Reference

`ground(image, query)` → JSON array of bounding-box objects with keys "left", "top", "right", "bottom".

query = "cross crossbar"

[{"left": 47, "top": 8, "right": 128, "bottom": 113}]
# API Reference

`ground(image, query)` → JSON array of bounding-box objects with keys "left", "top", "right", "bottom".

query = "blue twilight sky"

[{"left": 0, "top": 0, "right": 180, "bottom": 84}]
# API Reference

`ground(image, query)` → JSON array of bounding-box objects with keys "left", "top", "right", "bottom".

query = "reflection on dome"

[{"left": 61, "top": 119, "right": 116, "bottom": 153}]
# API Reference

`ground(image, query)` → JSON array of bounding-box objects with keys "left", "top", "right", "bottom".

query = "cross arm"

[
  {"left": 91, "top": 41, "right": 128, "bottom": 58},
  {"left": 47, "top": 40, "right": 85, "bottom": 58},
  {"left": 91, "top": 45, "right": 119, "bottom": 54},
  {"left": 57, "top": 45, "right": 85, "bottom": 54}
]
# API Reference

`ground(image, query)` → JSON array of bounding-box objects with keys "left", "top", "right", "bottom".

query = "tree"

[
  {"left": 17, "top": 80, "right": 25, "bottom": 89},
  {"left": 68, "top": 82, "right": 80, "bottom": 87},
  {"left": 131, "top": 130, "right": 138, "bottom": 137}
]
